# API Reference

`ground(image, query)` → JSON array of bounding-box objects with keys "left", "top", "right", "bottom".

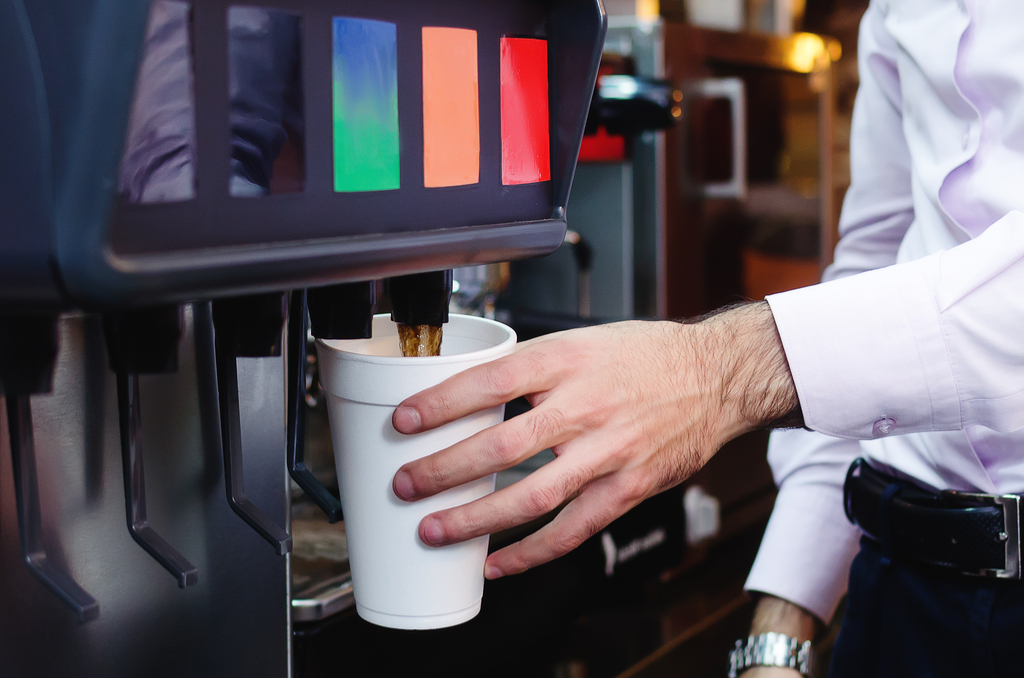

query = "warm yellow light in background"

[
  {"left": 636, "top": 0, "right": 659, "bottom": 21},
  {"left": 786, "top": 32, "right": 835, "bottom": 73}
]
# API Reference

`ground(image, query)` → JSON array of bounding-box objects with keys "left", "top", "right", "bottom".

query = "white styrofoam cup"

[{"left": 316, "top": 314, "right": 516, "bottom": 630}]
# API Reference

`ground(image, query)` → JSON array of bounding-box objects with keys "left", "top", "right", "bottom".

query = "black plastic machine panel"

[{"left": 0, "top": 0, "right": 606, "bottom": 310}]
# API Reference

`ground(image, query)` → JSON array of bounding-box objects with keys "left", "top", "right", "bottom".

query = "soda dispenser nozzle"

[
  {"left": 0, "top": 315, "right": 59, "bottom": 397},
  {"left": 386, "top": 270, "right": 453, "bottom": 327},
  {"left": 212, "top": 293, "right": 288, "bottom": 358},
  {"left": 307, "top": 282, "right": 377, "bottom": 340},
  {"left": 387, "top": 271, "right": 453, "bottom": 357},
  {"left": 102, "top": 305, "right": 182, "bottom": 375}
]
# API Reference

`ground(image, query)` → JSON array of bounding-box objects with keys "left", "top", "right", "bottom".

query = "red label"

[{"left": 500, "top": 37, "right": 550, "bottom": 185}]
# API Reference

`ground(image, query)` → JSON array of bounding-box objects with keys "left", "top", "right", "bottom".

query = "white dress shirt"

[{"left": 745, "top": 0, "right": 1024, "bottom": 622}]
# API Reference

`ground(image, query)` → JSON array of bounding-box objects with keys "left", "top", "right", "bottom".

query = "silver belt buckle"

[{"left": 941, "top": 490, "right": 1021, "bottom": 579}]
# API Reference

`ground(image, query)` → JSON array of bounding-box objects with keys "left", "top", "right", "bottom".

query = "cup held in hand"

[{"left": 316, "top": 314, "right": 516, "bottom": 629}]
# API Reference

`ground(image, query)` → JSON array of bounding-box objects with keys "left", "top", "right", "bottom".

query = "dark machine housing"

[{"left": 1, "top": 0, "right": 606, "bottom": 311}]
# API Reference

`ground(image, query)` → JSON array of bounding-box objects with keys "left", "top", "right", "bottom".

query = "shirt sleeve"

[
  {"left": 768, "top": 0, "right": 1024, "bottom": 439},
  {"left": 770, "top": 212, "right": 1024, "bottom": 439},
  {"left": 744, "top": 429, "right": 863, "bottom": 623}
]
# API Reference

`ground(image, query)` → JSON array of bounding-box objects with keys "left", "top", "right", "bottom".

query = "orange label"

[{"left": 422, "top": 27, "right": 480, "bottom": 188}]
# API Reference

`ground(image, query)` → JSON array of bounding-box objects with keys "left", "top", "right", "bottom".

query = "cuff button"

[{"left": 872, "top": 417, "right": 897, "bottom": 437}]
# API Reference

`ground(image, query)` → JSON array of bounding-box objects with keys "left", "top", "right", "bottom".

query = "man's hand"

[
  {"left": 740, "top": 595, "right": 821, "bottom": 677},
  {"left": 391, "top": 302, "right": 799, "bottom": 578}
]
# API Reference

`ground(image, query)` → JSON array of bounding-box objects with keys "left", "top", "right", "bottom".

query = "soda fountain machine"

[{"left": 0, "top": 0, "right": 606, "bottom": 675}]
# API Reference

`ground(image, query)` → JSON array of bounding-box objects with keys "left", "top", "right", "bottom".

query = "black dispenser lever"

[
  {"left": 296, "top": 282, "right": 378, "bottom": 522},
  {"left": 287, "top": 290, "right": 341, "bottom": 522},
  {"left": 1, "top": 316, "right": 100, "bottom": 622},
  {"left": 103, "top": 307, "right": 199, "bottom": 588},
  {"left": 212, "top": 294, "right": 292, "bottom": 555}
]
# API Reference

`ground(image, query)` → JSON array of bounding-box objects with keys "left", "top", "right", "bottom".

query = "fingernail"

[
  {"left": 394, "top": 406, "right": 421, "bottom": 434},
  {"left": 421, "top": 517, "right": 445, "bottom": 546},
  {"left": 393, "top": 470, "right": 415, "bottom": 501},
  {"left": 484, "top": 564, "right": 503, "bottom": 580}
]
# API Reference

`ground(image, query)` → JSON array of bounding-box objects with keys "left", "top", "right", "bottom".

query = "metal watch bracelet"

[{"left": 728, "top": 632, "right": 813, "bottom": 677}]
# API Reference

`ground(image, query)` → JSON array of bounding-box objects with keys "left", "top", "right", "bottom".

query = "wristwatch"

[{"left": 727, "top": 632, "right": 813, "bottom": 677}]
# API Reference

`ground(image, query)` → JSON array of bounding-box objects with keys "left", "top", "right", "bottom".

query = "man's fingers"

[
  {"left": 483, "top": 475, "right": 643, "bottom": 578},
  {"left": 393, "top": 343, "right": 566, "bottom": 434},
  {"left": 394, "top": 402, "right": 578, "bottom": 501},
  {"left": 414, "top": 456, "right": 598, "bottom": 548}
]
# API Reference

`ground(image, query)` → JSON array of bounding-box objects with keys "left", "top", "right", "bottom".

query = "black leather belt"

[{"left": 843, "top": 458, "right": 1022, "bottom": 578}]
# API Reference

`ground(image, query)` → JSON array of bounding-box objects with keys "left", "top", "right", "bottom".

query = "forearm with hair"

[{"left": 683, "top": 302, "right": 804, "bottom": 435}]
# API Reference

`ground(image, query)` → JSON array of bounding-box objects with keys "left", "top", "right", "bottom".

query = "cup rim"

[{"left": 316, "top": 313, "right": 517, "bottom": 366}]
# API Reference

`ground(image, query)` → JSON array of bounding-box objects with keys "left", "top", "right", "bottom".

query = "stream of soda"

[{"left": 397, "top": 324, "right": 443, "bottom": 357}]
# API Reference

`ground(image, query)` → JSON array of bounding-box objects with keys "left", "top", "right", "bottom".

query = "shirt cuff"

[
  {"left": 744, "top": 483, "right": 862, "bottom": 623},
  {"left": 766, "top": 258, "right": 961, "bottom": 439}
]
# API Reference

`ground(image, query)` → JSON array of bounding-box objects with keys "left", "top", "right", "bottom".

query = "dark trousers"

[{"left": 829, "top": 537, "right": 1024, "bottom": 677}]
